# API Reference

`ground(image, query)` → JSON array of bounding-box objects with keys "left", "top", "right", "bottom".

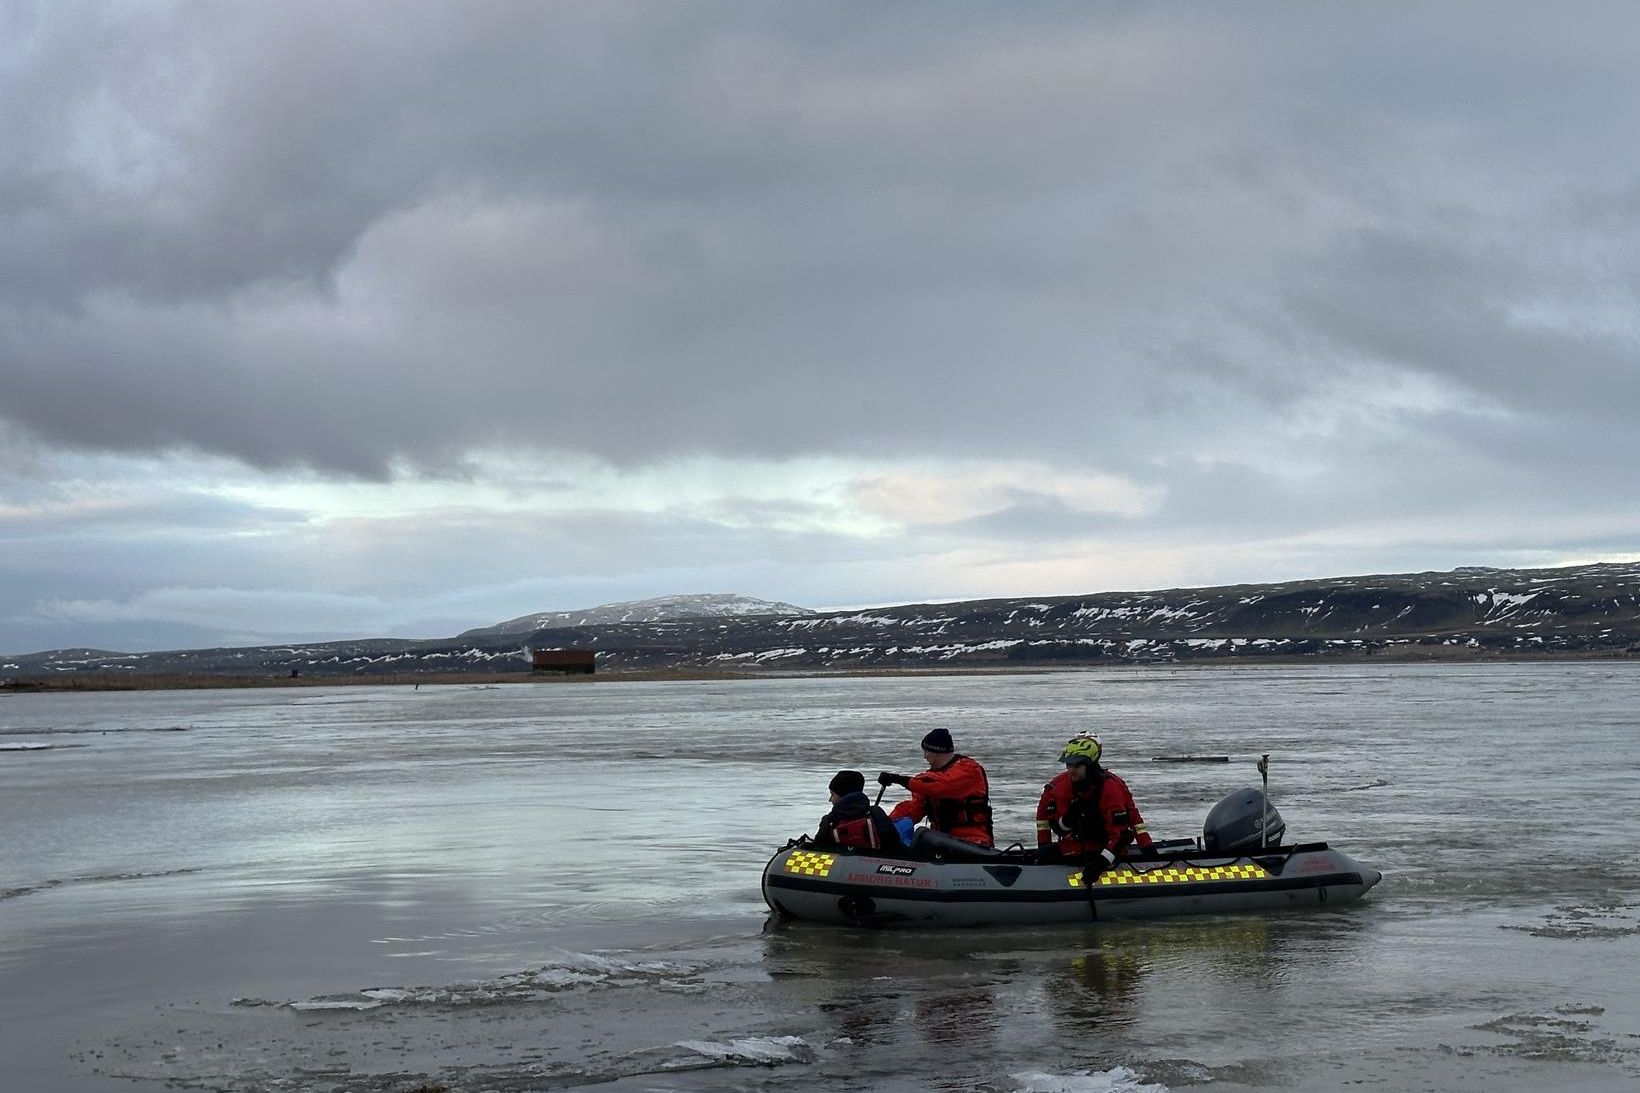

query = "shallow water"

[{"left": 2, "top": 663, "right": 1638, "bottom": 1091}]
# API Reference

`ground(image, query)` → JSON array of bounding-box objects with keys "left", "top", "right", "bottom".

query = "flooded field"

[{"left": 3, "top": 663, "right": 1638, "bottom": 1091}]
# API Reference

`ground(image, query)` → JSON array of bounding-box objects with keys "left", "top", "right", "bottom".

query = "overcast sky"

[{"left": 3, "top": 2, "right": 1639, "bottom": 654}]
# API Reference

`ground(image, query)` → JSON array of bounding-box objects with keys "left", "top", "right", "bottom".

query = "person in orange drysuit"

[
  {"left": 877, "top": 728, "right": 994, "bottom": 847},
  {"left": 1036, "top": 733, "right": 1153, "bottom": 877}
]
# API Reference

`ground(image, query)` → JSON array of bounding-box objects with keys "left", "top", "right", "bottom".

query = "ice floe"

[
  {"left": 1011, "top": 1066, "right": 1170, "bottom": 1092},
  {"left": 282, "top": 949, "right": 698, "bottom": 1011},
  {"left": 670, "top": 1035, "right": 812, "bottom": 1066}
]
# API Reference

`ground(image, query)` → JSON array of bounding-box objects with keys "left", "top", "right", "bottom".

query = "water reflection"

[
  {"left": 761, "top": 910, "right": 1382, "bottom": 1060},
  {"left": 761, "top": 925, "right": 1007, "bottom": 1054},
  {"left": 1036, "top": 920, "right": 1279, "bottom": 1040},
  {"left": 1044, "top": 945, "right": 1149, "bottom": 1033},
  {"left": 915, "top": 982, "right": 1001, "bottom": 1049}
]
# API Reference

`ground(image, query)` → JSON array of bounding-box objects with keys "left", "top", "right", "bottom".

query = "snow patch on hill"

[{"left": 460, "top": 594, "right": 815, "bottom": 638}]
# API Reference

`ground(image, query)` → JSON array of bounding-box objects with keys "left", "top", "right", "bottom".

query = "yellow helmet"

[{"left": 1058, "top": 733, "right": 1102, "bottom": 766}]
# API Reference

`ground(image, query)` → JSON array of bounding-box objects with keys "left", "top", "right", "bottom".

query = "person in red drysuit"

[{"left": 1036, "top": 733, "right": 1153, "bottom": 878}]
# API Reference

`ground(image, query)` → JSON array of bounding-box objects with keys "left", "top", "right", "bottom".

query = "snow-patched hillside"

[
  {"left": 458, "top": 594, "right": 815, "bottom": 638},
  {"left": 7, "top": 563, "right": 1638, "bottom": 680}
]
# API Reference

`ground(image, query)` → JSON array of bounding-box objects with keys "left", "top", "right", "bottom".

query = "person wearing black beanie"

[
  {"left": 828, "top": 769, "right": 866, "bottom": 796},
  {"left": 876, "top": 730, "right": 994, "bottom": 847},
  {"left": 919, "top": 728, "right": 954, "bottom": 754},
  {"left": 815, "top": 769, "right": 902, "bottom": 850}
]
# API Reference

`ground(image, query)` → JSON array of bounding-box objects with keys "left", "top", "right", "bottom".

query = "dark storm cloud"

[{"left": 1, "top": 1, "right": 1638, "bottom": 522}]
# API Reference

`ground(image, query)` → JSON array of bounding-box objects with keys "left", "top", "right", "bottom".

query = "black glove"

[
  {"left": 1082, "top": 848, "right": 1117, "bottom": 886},
  {"left": 877, "top": 770, "right": 908, "bottom": 787}
]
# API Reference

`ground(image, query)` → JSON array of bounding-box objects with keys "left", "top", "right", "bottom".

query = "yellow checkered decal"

[
  {"left": 1068, "top": 862, "right": 1269, "bottom": 887},
  {"left": 785, "top": 851, "right": 837, "bottom": 877}
]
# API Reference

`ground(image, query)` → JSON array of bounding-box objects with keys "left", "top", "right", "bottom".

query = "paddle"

[
  {"left": 873, "top": 769, "right": 905, "bottom": 807},
  {"left": 1081, "top": 854, "right": 1103, "bottom": 921}
]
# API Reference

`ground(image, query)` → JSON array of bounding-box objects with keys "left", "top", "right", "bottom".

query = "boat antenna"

[{"left": 1257, "top": 753, "right": 1270, "bottom": 849}]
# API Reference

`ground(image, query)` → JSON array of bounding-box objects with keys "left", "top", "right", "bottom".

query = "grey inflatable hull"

[{"left": 761, "top": 841, "right": 1382, "bottom": 927}]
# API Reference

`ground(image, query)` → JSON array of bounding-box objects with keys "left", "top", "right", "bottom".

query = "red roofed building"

[{"left": 531, "top": 648, "right": 595, "bottom": 675}]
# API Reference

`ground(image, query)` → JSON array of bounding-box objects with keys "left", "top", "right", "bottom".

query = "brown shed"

[{"left": 531, "top": 648, "right": 596, "bottom": 675}]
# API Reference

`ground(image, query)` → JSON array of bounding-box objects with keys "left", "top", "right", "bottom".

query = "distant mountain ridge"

[
  {"left": 458, "top": 594, "right": 814, "bottom": 638},
  {"left": 4, "top": 562, "right": 1638, "bottom": 681}
]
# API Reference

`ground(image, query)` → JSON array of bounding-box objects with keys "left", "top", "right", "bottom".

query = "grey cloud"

[
  {"left": 0, "top": 607, "right": 236, "bottom": 656},
  {"left": 1, "top": 0, "right": 1639, "bottom": 613},
  {"left": 0, "top": 490, "right": 932, "bottom": 652},
  {"left": 1285, "top": 227, "right": 1640, "bottom": 425},
  {"left": 941, "top": 497, "right": 1137, "bottom": 543}
]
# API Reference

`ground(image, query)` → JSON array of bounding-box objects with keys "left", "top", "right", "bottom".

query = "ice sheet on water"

[
  {"left": 288, "top": 998, "right": 383, "bottom": 1012},
  {"left": 1502, "top": 896, "right": 1640, "bottom": 940},
  {"left": 1460, "top": 1004, "right": 1633, "bottom": 1065},
  {"left": 1011, "top": 1067, "right": 1171, "bottom": 1093},
  {"left": 284, "top": 948, "right": 699, "bottom": 1010},
  {"left": 670, "top": 1035, "right": 813, "bottom": 1066}
]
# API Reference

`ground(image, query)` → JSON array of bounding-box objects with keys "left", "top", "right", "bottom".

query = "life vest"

[
  {"left": 1042, "top": 768, "right": 1150, "bottom": 856},
  {"left": 928, "top": 755, "right": 994, "bottom": 843},
  {"left": 1065, "top": 774, "right": 1114, "bottom": 850},
  {"left": 830, "top": 814, "right": 885, "bottom": 850}
]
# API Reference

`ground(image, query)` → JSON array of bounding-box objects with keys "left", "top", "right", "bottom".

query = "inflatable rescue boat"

[{"left": 762, "top": 787, "right": 1382, "bottom": 927}]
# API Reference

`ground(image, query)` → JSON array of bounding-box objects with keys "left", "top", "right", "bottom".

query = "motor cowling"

[{"left": 1203, "top": 788, "right": 1285, "bottom": 851}]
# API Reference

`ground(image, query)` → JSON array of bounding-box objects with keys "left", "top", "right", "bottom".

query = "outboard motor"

[{"left": 1203, "top": 788, "right": 1286, "bottom": 851}]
